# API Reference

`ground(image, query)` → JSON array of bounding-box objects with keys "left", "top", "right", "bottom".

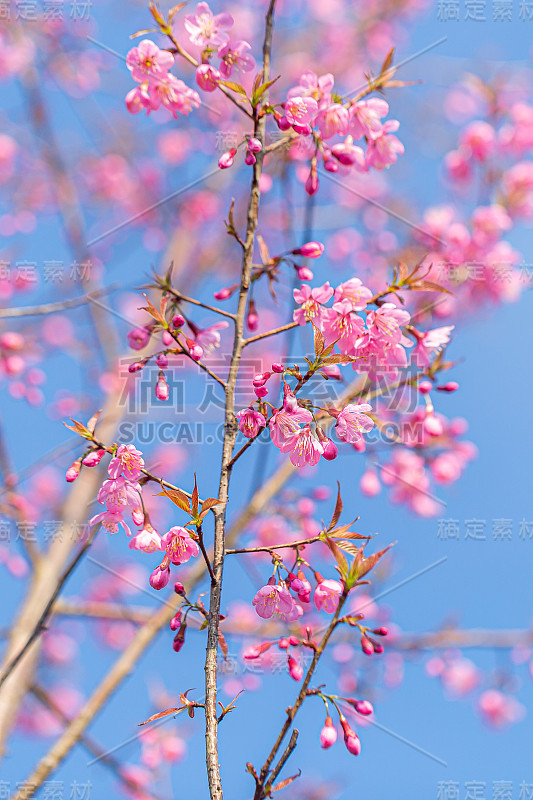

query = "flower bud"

[
  {"left": 127, "top": 326, "right": 151, "bottom": 351},
  {"left": 82, "top": 449, "right": 105, "bottom": 468},
  {"left": 213, "top": 285, "right": 237, "bottom": 301},
  {"left": 172, "top": 621, "right": 187, "bottom": 652},
  {"left": 340, "top": 716, "right": 361, "bottom": 756},
  {"left": 297, "top": 266, "right": 314, "bottom": 281},
  {"left": 247, "top": 300, "right": 259, "bottom": 331},
  {"left": 65, "top": 460, "right": 81, "bottom": 483},
  {"left": 424, "top": 414, "right": 444, "bottom": 437},
  {"left": 186, "top": 339, "right": 203, "bottom": 362},
  {"left": 155, "top": 371, "right": 169, "bottom": 401},
  {"left": 437, "top": 381, "right": 459, "bottom": 392},
  {"left": 254, "top": 386, "right": 268, "bottom": 398},
  {"left": 320, "top": 716, "right": 338, "bottom": 749},
  {"left": 292, "top": 241, "right": 324, "bottom": 259},
  {"left": 196, "top": 63, "right": 220, "bottom": 92},
  {"left": 305, "top": 164, "right": 319, "bottom": 196},
  {"left": 347, "top": 699, "right": 374, "bottom": 716},
  {"left": 219, "top": 148, "right": 236, "bottom": 169},
  {"left": 150, "top": 565, "right": 170, "bottom": 590},
  {"left": 275, "top": 114, "right": 291, "bottom": 131},
  {"left": 162, "top": 330, "right": 173, "bottom": 346},
  {"left": 271, "top": 363, "right": 284, "bottom": 373},
  {"left": 172, "top": 314, "right": 185, "bottom": 329},
  {"left": 156, "top": 353, "right": 168, "bottom": 368},
  {"left": 170, "top": 610, "right": 182, "bottom": 631},
  {"left": 361, "top": 636, "right": 374, "bottom": 656},
  {"left": 243, "top": 641, "right": 273, "bottom": 659},
  {"left": 418, "top": 380, "right": 433, "bottom": 394},
  {"left": 128, "top": 360, "right": 146, "bottom": 373},
  {"left": 287, "top": 656, "right": 303, "bottom": 681},
  {"left": 174, "top": 581, "right": 185, "bottom": 595},
  {"left": 253, "top": 372, "right": 271, "bottom": 388}
]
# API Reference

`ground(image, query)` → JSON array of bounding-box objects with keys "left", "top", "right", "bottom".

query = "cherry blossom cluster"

[
  {"left": 125, "top": 39, "right": 201, "bottom": 118},
  {"left": 279, "top": 71, "right": 404, "bottom": 192}
]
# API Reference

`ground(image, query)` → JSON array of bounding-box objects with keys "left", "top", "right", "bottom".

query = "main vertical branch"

[{"left": 203, "top": 4, "right": 276, "bottom": 798}]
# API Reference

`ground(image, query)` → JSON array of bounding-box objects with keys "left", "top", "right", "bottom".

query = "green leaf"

[{"left": 218, "top": 80, "right": 249, "bottom": 99}]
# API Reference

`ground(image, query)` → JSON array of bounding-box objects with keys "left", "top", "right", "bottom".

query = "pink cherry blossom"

[
  {"left": 477, "top": 689, "right": 525, "bottom": 729},
  {"left": 314, "top": 579, "right": 343, "bottom": 613},
  {"left": 287, "top": 71, "right": 334, "bottom": 108},
  {"left": 184, "top": 3, "right": 234, "bottom": 48},
  {"left": 129, "top": 523, "right": 163, "bottom": 554},
  {"left": 334, "top": 404, "right": 374, "bottom": 444},
  {"left": 217, "top": 41, "right": 255, "bottom": 78},
  {"left": 293, "top": 282, "right": 334, "bottom": 327},
  {"left": 236, "top": 408, "right": 266, "bottom": 438},
  {"left": 269, "top": 402, "right": 313, "bottom": 449},
  {"left": 252, "top": 579, "right": 299, "bottom": 621},
  {"left": 317, "top": 103, "right": 350, "bottom": 140},
  {"left": 365, "top": 120, "right": 404, "bottom": 170},
  {"left": 126, "top": 40, "right": 174, "bottom": 84},
  {"left": 162, "top": 526, "right": 200, "bottom": 565},
  {"left": 322, "top": 300, "right": 365, "bottom": 353},
  {"left": 412, "top": 326, "right": 454, "bottom": 368},
  {"left": 108, "top": 444, "right": 144, "bottom": 482},
  {"left": 330, "top": 136, "right": 366, "bottom": 170},
  {"left": 284, "top": 96, "right": 319, "bottom": 128},
  {"left": 281, "top": 425, "right": 324, "bottom": 467},
  {"left": 350, "top": 98, "right": 389, "bottom": 139},
  {"left": 146, "top": 75, "right": 201, "bottom": 118},
  {"left": 334, "top": 278, "right": 373, "bottom": 309}
]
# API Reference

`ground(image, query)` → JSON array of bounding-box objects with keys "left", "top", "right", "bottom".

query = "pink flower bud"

[
  {"left": 373, "top": 642, "right": 384, "bottom": 654},
  {"left": 4, "top": 355, "right": 24, "bottom": 375},
  {"left": 373, "top": 626, "right": 389, "bottom": 636},
  {"left": 245, "top": 151, "right": 256, "bottom": 166},
  {"left": 254, "top": 386, "right": 268, "bottom": 398},
  {"left": 172, "top": 621, "right": 187, "bottom": 652},
  {"left": 219, "top": 148, "right": 236, "bottom": 169},
  {"left": 320, "top": 716, "right": 338, "bottom": 749},
  {"left": 287, "top": 656, "right": 303, "bottom": 681},
  {"left": 82, "top": 449, "right": 105, "bottom": 468},
  {"left": 196, "top": 63, "right": 220, "bottom": 92},
  {"left": 359, "top": 469, "right": 381, "bottom": 497},
  {"left": 65, "top": 460, "right": 81, "bottom": 483},
  {"left": 174, "top": 582, "right": 185, "bottom": 595},
  {"left": 172, "top": 314, "right": 185, "bottom": 329},
  {"left": 253, "top": 372, "right": 271, "bottom": 388},
  {"left": 162, "top": 330, "right": 173, "bottom": 346},
  {"left": 127, "top": 326, "right": 151, "bottom": 351},
  {"left": 156, "top": 353, "right": 168, "bottom": 368},
  {"left": 248, "top": 137, "right": 262, "bottom": 153},
  {"left": 305, "top": 164, "right": 319, "bottom": 196},
  {"left": 424, "top": 414, "right": 444, "bottom": 437},
  {"left": 348, "top": 699, "right": 374, "bottom": 716},
  {"left": 213, "top": 285, "right": 237, "bottom": 301},
  {"left": 128, "top": 361, "right": 146, "bottom": 373},
  {"left": 288, "top": 636, "right": 300, "bottom": 646},
  {"left": 292, "top": 241, "right": 325, "bottom": 259},
  {"left": 155, "top": 372, "right": 169, "bottom": 401},
  {"left": 340, "top": 716, "right": 361, "bottom": 756},
  {"left": 275, "top": 114, "right": 291, "bottom": 131},
  {"left": 418, "top": 380, "right": 433, "bottom": 394},
  {"left": 278, "top": 638, "right": 289, "bottom": 649},
  {"left": 271, "top": 363, "right": 284, "bottom": 373},
  {"left": 170, "top": 611, "right": 182, "bottom": 631},
  {"left": 437, "top": 381, "right": 459, "bottom": 392},
  {"left": 320, "top": 437, "right": 338, "bottom": 461},
  {"left": 324, "top": 158, "right": 339, "bottom": 172},
  {"left": 247, "top": 301, "right": 259, "bottom": 331},
  {"left": 297, "top": 266, "right": 314, "bottom": 281},
  {"left": 243, "top": 641, "right": 273, "bottom": 659},
  {"left": 186, "top": 339, "right": 203, "bottom": 361},
  {"left": 149, "top": 565, "right": 170, "bottom": 590},
  {"left": 361, "top": 636, "right": 374, "bottom": 656}
]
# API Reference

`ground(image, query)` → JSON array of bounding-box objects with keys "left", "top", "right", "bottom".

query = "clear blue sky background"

[{"left": 1, "top": 1, "right": 532, "bottom": 798}]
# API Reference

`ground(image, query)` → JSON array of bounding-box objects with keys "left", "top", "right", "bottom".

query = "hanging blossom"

[
  {"left": 89, "top": 444, "right": 147, "bottom": 536},
  {"left": 236, "top": 408, "right": 266, "bottom": 439},
  {"left": 331, "top": 404, "right": 374, "bottom": 445},
  {"left": 252, "top": 578, "right": 299, "bottom": 621},
  {"left": 217, "top": 40, "right": 255, "bottom": 78},
  {"left": 314, "top": 579, "right": 343, "bottom": 613}
]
